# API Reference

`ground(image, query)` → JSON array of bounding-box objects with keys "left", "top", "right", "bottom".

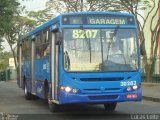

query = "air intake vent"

[
  {"left": 88, "top": 95, "right": 118, "bottom": 100},
  {"left": 80, "top": 77, "right": 124, "bottom": 82},
  {"left": 84, "top": 88, "right": 121, "bottom": 91}
]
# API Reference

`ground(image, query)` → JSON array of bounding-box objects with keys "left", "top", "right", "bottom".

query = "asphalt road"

[{"left": 0, "top": 81, "right": 160, "bottom": 120}]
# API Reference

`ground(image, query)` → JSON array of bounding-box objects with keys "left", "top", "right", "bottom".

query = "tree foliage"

[
  {"left": 0, "top": 0, "right": 19, "bottom": 54},
  {"left": 2, "top": 15, "right": 36, "bottom": 70},
  {"left": 109, "top": 0, "right": 160, "bottom": 81},
  {"left": 45, "top": 0, "right": 114, "bottom": 13},
  {"left": 0, "top": 0, "right": 19, "bottom": 35},
  {"left": 27, "top": 9, "right": 53, "bottom": 25},
  {"left": 0, "top": 0, "right": 38, "bottom": 71},
  {"left": 0, "top": 38, "right": 4, "bottom": 52},
  {"left": 0, "top": 51, "right": 12, "bottom": 70}
]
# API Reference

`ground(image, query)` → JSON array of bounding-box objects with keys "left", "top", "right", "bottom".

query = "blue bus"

[{"left": 17, "top": 12, "right": 142, "bottom": 112}]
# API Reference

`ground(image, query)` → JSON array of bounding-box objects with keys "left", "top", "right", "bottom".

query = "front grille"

[
  {"left": 84, "top": 89, "right": 101, "bottom": 91},
  {"left": 88, "top": 95, "right": 118, "bottom": 100},
  {"left": 105, "top": 88, "right": 121, "bottom": 91},
  {"left": 84, "top": 88, "right": 121, "bottom": 91},
  {"left": 80, "top": 77, "right": 124, "bottom": 82}
]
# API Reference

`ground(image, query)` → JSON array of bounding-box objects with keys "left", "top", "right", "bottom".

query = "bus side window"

[
  {"left": 21, "top": 42, "right": 24, "bottom": 60},
  {"left": 36, "top": 33, "right": 42, "bottom": 59},
  {"left": 26, "top": 39, "right": 31, "bottom": 60},
  {"left": 42, "top": 30, "right": 50, "bottom": 57},
  {"left": 23, "top": 41, "right": 27, "bottom": 60}
]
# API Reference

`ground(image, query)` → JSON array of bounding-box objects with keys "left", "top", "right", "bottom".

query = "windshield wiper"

[
  {"left": 106, "top": 25, "right": 120, "bottom": 61},
  {"left": 80, "top": 25, "right": 92, "bottom": 63},
  {"left": 85, "top": 32, "right": 92, "bottom": 63}
]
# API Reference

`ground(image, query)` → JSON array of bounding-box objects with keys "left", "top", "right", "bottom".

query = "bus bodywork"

[{"left": 17, "top": 12, "right": 142, "bottom": 112}]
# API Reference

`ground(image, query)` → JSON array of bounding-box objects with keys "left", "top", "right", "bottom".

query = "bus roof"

[
  {"left": 18, "top": 15, "right": 60, "bottom": 42},
  {"left": 18, "top": 11, "right": 134, "bottom": 42}
]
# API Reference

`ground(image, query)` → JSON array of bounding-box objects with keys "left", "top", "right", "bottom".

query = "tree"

[
  {"left": 109, "top": 0, "right": 160, "bottom": 81},
  {"left": 0, "top": 51, "right": 12, "bottom": 70},
  {"left": 45, "top": 0, "right": 114, "bottom": 13},
  {"left": 26, "top": 0, "right": 115, "bottom": 25},
  {"left": 0, "top": 0, "right": 19, "bottom": 52},
  {"left": 0, "top": 38, "right": 4, "bottom": 52},
  {"left": 2, "top": 16, "right": 36, "bottom": 70},
  {"left": 0, "top": 0, "right": 19, "bottom": 36},
  {"left": 27, "top": 9, "right": 53, "bottom": 25}
]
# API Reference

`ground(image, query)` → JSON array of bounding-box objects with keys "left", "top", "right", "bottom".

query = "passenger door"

[
  {"left": 17, "top": 44, "right": 22, "bottom": 88},
  {"left": 51, "top": 30, "right": 59, "bottom": 101},
  {"left": 31, "top": 36, "right": 36, "bottom": 94}
]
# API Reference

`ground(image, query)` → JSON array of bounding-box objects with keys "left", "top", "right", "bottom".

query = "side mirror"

[
  {"left": 140, "top": 43, "right": 146, "bottom": 55},
  {"left": 55, "top": 32, "right": 61, "bottom": 45}
]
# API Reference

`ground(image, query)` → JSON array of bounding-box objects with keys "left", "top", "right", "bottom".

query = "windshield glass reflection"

[{"left": 63, "top": 29, "right": 138, "bottom": 72}]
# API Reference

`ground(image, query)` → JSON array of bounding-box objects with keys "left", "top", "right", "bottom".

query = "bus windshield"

[{"left": 63, "top": 29, "right": 139, "bottom": 72}]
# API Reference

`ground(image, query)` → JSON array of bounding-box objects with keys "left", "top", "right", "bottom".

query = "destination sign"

[
  {"left": 62, "top": 14, "right": 134, "bottom": 25},
  {"left": 87, "top": 17, "right": 128, "bottom": 25}
]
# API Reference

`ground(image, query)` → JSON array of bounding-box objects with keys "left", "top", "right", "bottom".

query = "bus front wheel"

[
  {"left": 104, "top": 102, "right": 117, "bottom": 111},
  {"left": 47, "top": 93, "right": 60, "bottom": 112},
  {"left": 48, "top": 101, "right": 60, "bottom": 112}
]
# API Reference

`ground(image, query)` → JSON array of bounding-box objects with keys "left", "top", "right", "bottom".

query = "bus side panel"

[
  {"left": 35, "top": 81, "right": 45, "bottom": 98},
  {"left": 35, "top": 59, "right": 50, "bottom": 99},
  {"left": 25, "top": 61, "right": 32, "bottom": 93},
  {"left": 42, "top": 56, "right": 51, "bottom": 82},
  {"left": 21, "top": 61, "right": 26, "bottom": 88}
]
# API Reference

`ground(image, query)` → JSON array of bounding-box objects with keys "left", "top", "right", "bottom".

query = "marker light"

[
  {"left": 126, "top": 86, "right": 132, "bottom": 92},
  {"left": 132, "top": 85, "right": 138, "bottom": 90},
  {"left": 60, "top": 86, "right": 79, "bottom": 93},
  {"left": 126, "top": 94, "right": 132, "bottom": 99},
  {"left": 60, "top": 86, "right": 65, "bottom": 91},
  {"left": 132, "top": 94, "right": 138, "bottom": 98},
  {"left": 72, "top": 89, "right": 78, "bottom": 93},
  {"left": 65, "top": 87, "right": 72, "bottom": 92},
  {"left": 126, "top": 93, "right": 138, "bottom": 99}
]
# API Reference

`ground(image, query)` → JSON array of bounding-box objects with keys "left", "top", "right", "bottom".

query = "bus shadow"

[
  {"left": 55, "top": 104, "right": 128, "bottom": 120},
  {"left": 29, "top": 97, "right": 125, "bottom": 114},
  {"left": 19, "top": 95, "right": 126, "bottom": 114},
  {"left": 54, "top": 103, "right": 125, "bottom": 114},
  {"left": 58, "top": 104, "right": 105, "bottom": 112},
  {"left": 18, "top": 97, "right": 128, "bottom": 119}
]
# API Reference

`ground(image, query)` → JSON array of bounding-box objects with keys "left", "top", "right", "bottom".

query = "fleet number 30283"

[{"left": 120, "top": 81, "right": 136, "bottom": 86}]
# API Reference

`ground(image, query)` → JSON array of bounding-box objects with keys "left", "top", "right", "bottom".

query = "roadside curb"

[
  {"left": 143, "top": 96, "right": 160, "bottom": 103},
  {"left": 142, "top": 82, "right": 160, "bottom": 86}
]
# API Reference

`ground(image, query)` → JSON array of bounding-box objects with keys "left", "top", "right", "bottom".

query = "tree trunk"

[
  {"left": 146, "top": 64, "right": 152, "bottom": 82},
  {"left": 7, "top": 40, "right": 17, "bottom": 72},
  {"left": 11, "top": 47, "right": 17, "bottom": 72},
  {"left": 81, "top": 0, "right": 83, "bottom": 11},
  {"left": 143, "top": 54, "right": 152, "bottom": 82},
  {"left": 150, "top": 28, "right": 160, "bottom": 78}
]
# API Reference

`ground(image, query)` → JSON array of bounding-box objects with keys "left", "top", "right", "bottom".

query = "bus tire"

[
  {"left": 24, "top": 83, "right": 32, "bottom": 100},
  {"left": 48, "top": 102, "right": 60, "bottom": 112},
  {"left": 104, "top": 102, "right": 117, "bottom": 111},
  {"left": 47, "top": 92, "right": 60, "bottom": 112}
]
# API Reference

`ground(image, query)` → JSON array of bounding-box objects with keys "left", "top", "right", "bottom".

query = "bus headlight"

[
  {"left": 132, "top": 85, "right": 138, "bottom": 90},
  {"left": 65, "top": 87, "right": 72, "bottom": 92},
  {"left": 60, "top": 86, "right": 79, "bottom": 93},
  {"left": 124, "top": 85, "right": 140, "bottom": 92}
]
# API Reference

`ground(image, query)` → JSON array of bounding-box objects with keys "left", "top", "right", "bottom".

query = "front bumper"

[{"left": 58, "top": 88, "right": 142, "bottom": 104}]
